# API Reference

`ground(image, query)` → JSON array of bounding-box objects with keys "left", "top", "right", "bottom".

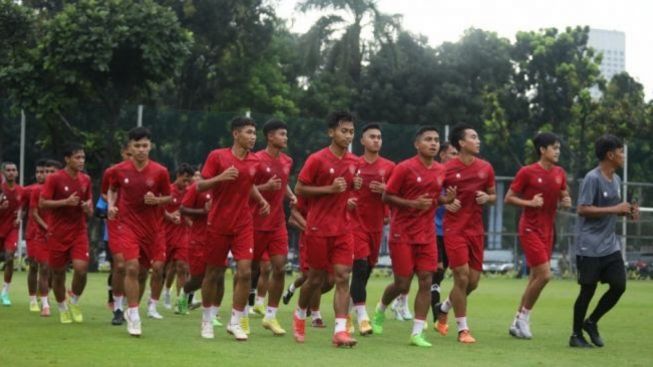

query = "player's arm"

[
  {"left": 504, "top": 189, "right": 543, "bottom": 208},
  {"left": 180, "top": 205, "right": 207, "bottom": 218},
  {"left": 577, "top": 202, "right": 632, "bottom": 218},
  {"left": 559, "top": 189, "right": 572, "bottom": 208},
  {"left": 288, "top": 206, "right": 306, "bottom": 231},
  {"left": 476, "top": 186, "right": 496, "bottom": 205},
  {"left": 295, "top": 178, "right": 346, "bottom": 198},
  {"left": 31, "top": 208, "right": 48, "bottom": 231},
  {"left": 197, "top": 166, "right": 238, "bottom": 192},
  {"left": 382, "top": 192, "right": 433, "bottom": 211},
  {"left": 250, "top": 185, "right": 270, "bottom": 216},
  {"left": 285, "top": 185, "right": 298, "bottom": 206},
  {"left": 40, "top": 193, "right": 80, "bottom": 209},
  {"left": 437, "top": 186, "right": 457, "bottom": 205},
  {"left": 257, "top": 175, "right": 282, "bottom": 192}
]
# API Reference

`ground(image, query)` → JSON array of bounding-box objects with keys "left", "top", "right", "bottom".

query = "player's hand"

[
  {"left": 259, "top": 199, "right": 271, "bottom": 216},
  {"left": 353, "top": 171, "right": 363, "bottom": 190},
  {"left": 288, "top": 194, "right": 298, "bottom": 207},
  {"left": 445, "top": 198, "right": 461, "bottom": 213},
  {"left": 475, "top": 191, "right": 490, "bottom": 205},
  {"left": 82, "top": 200, "right": 93, "bottom": 215},
  {"left": 13, "top": 217, "right": 20, "bottom": 227},
  {"left": 171, "top": 211, "right": 181, "bottom": 224},
  {"left": 413, "top": 194, "right": 433, "bottom": 211},
  {"left": 144, "top": 191, "right": 158, "bottom": 206},
  {"left": 288, "top": 215, "right": 306, "bottom": 232},
  {"left": 369, "top": 180, "right": 386, "bottom": 194},
  {"left": 108, "top": 205, "right": 119, "bottom": 220},
  {"left": 0, "top": 197, "right": 8, "bottom": 210},
  {"left": 615, "top": 202, "right": 632, "bottom": 216},
  {"left": 383, "top": 216, "right": 390, "bottom": 225},
  {"left": 560, "top": 195, "right": 572, "bottom": 209},
  {"left": 347, "top": 197, "right": 358, "bottom": 211},
  {"left": 331, "top": 177, "right": 347, "bottom": 193},
  {"left": 65, "top": 192, "right": 80, "bottom": 206},
  {"left": 184, "top": 217, "right": 193, "bottom": 227},
  {"left": 443, "top": 186, "right": 457, "bottom": 204},
  {"left": 264, "top": 174, "right": 282, "bottom": 191},
  {"left": 204, "top": 199, "right": 212, "bottom": 213},
  {"left": 529, "top": 193, "right": 544, "bottom": 208},
  {"left": 630, "top": 201, "right": 640, "bottom": 221},
  {"left": 218, "top": 165, "right": 239, "bottom": 182}
]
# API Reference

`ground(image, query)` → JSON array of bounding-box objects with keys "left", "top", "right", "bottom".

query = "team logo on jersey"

[
  {"left": 206, "top": 194, "right": 211, "bottom": 199},
  {"left": 64, "top": 186, "right": 69, "bottom": 192},
  {"left": 456, "top": 173, "right": 462, "bottom": 179},
  {"left": 417, "top": 176, "right": 422, "bottom": 183},
  {"left": 124, "top": 178, "right": 129, "bottom": 184},
  {"left": 283, "top": 166, "right": 290, "bottom": 175},
  {"left": 603, "top": 191, "right": 608, "bottom": 198},
  {"left": 146, "top": 178, "right": 154, "bottom": 188},
  {"left": 173, "top": 198, "right": 177, "bottom": 204},
  {"left": 478, "top": 171, "right": 487, "bottom": 179},
  {"left": 266, "top": 166, "right": 271, "bottom": 173},
  {"left": 329, "top": 168, "right": 335, "bottom": 174},
  {"left": 555, "top": 176, "right": 562, "bottom": 185},
  {"left": 537, "top": 177, "right": 543, "bottom": 184}
]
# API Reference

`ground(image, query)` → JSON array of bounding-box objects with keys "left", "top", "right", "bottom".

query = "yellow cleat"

[
  {"left": 241, "top": 315, "right": 251, "bottom": 335},
  {"left": 347, "top": 314, "right": 355, "bottom": 334},
  {"left": 359, "top": 320, "right": 373, "bottom": 336},
  {"left": 251, "top": 304, "right": 266, "bottom": 317},
  {"left": 59, "top": 309, "right": 73, "bottom": 324},
  {"left": 262, "top": 317, "right": 287, "bottom": 336},
  {"left": 69, "top": 302, "right": 83, "bottom": 323},
  {"left": 30, "top": 300, "right": 41, "bottom": 313}
]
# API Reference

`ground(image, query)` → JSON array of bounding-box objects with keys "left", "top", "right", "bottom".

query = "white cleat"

[
  {"left": 516, "top": 318, "right": 533, "bottom": 339},
  {"left": 126, "top": 312, "right": 142, "bottom": 337},
  {"left": 227, "top": 323, "right": 249, "bottom": 341},
  {"left": 147, "top": 309, "right": 164, "bottom": 320},
  {"left": 201, "top": 320, "right": 215, "bottom": 339},
  {"left": 163, "top": 293, "right": 172, "bottom": 310}
]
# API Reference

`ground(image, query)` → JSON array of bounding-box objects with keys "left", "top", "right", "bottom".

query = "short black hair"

[
  {"left": 176, "top": 162, "right": 194, "bottom": 177},
  {"left": 1, "top": 161, "right": 16, "bottom": 170},
  {"left": 35, "top": 159, "right": 49, "bottom": 167},
  {"left": 361, "top": 123, "right": 381, "bottom": 135},
  {"left": 326, "top": 111, "right": 354, "bottom": 130},
  {"left": 415, "top": 126, "right": 439, "bottom": 140},
  {"left": 533, "top": 132, "right": 560, "bottom": 157},
  {"left": 46, "top": 160, "right": 62, "bottom": 169},
  {"left": 449, "top": 123, "right": 474, "bottom": 150},
  {"left": 63, "top": 144, "right": 84, "bottom": 158},
  {"left": 437, "top": 142, "right": 451, "bottom": 160},
  {"left": 595, "top": 134, "right": 623, "bottom": 161},
  {"left": 128, "top": 127, "right": 151, "bottom": 141},
  {"left": 262, "top": 119, "right": 287, "bottom": 139},
  {"left": 230, "top": 116, "right": 256, "bottom": 132}
]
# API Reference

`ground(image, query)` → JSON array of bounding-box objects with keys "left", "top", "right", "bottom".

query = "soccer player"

[
  {"left": 435, "top": 124, "right": 496, "bottom": 344},
  {"left": 249, "top": 119, "right": 296, "bottom": 336},
  {"left": 371, "top": 127, "right": 456, "bottom": 347},
  {"left": 569, "top": 134, "right": 637, "bottom": 348},
  {"left": 349, "top": 123, "right": 395, "bottom": 336},
  {"left": 197, "top": 116, "right": 270, "bottom": 341},
  {"left": 163, "top": 163, "right": 194, "bottom": 313},
  {"left": 505, "top": 132, "right": 571, "bottom": 339},
  {"left": 27, "top": 160, "right": 59, "bottom": 316},
  {"left": 0, "top": 161, "right": 24, "bottom": 306},
  {"left": 292, "top": 111, "right": 359, "bottom": 347},
  {"left": 24, "top": 160, "right": 48, "bottom": 312},
  {"left": 430, "top": 142, "right": 458, "bottom": 328},
  {"left": 39, "top": 145, "right": 93, "bottom": 324},
  {"left": 107, "top": 127, "right": 172, "bottom": 336}
]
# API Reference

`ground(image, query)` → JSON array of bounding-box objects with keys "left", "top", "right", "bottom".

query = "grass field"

[{"left": 0, "top": 272, "right": 651, "bottom": 367}]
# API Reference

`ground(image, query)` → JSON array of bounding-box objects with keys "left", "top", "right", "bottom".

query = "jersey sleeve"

[
  {"left": 577, "top": 173, "right": 598, "bottom": 206},
  {"left": 159, "top": 169, "right": 172, "bottom": 196},
  {"left": 40, "top": 174, "right": 56, "bottom": 200},
  {"left": 201, "top": 151, "right": 222, "bottom": 179},
  {"left": 30, "top": 187, "right": 40, "bottom": 209},
  {"left": 510, "top": 167, "right": 528, "bottom": 194},
  {"left": 298, "top": 154, "right": 319, "bottom": 185},
  {"left": 384, "top": 163, "right": 406, "bottom": 196},
  {"left": 486, "top": 163, "right": 496, "bottom": 190},
  {"left": 560, "top": 168, "right": 568, "bottom": 192},
  {"left": 101, "top": 169, "right": 113, "bottom": 195}
]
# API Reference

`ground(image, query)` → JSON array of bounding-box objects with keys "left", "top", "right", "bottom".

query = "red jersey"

[
  {"left": 101, "top": 164, "right": 120, "bottom": 196},
  {"left": 40, "top": 170, "right": 92, "bottom": 242},
  {"left": 28, "top": 184, "right": 48, "bottom": 240},
  {"left": 297, "top": 147, "right": 358, "bottom": 237},
  {"left": 109, "top": 160, "right": 171, "bottom": 237},
  {"left": 443, "top": 157, "right": 495, "bottom": 235},
  {"left": 385, "top": 156, "right": 445, "bottom": 244},
  {"left": 23, "top": 183, "right": 39, "bottom": 240},
  {"left": 165, "top": 183, "right": 189, "bottom": 244},
  {"left": 0, "top": 182, "right": 24, "bottom": 237},
  {"left": 251, "top": 150, "right": 293, "bottom": 231},
  {"left": 351, "top": 156, "right": 395, "bottom": 233},
  {"left": 181, "top": 182, "right": 212, "bottom": 239},
  {"left": 201, "top": 148, "right": 260, "bottom": 234},
  {"left": 510, "top": 163, "right": 567, "bottom": 236}
]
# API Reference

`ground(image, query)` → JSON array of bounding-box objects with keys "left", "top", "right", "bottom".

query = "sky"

[{"left": 276, "top": 0, "right": 653, "bottom": 99}]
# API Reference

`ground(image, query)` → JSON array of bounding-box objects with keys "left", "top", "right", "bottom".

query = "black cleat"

[
  {"left": 582, "top": 320, "right": 604, "bottom": 347},
  {"left": 111, "top": 309, "right": 125, "bottom": 326},
  {"left": 569, "top": 334, "right": 593, "bottom": 348},
  {"left": 282, "top": 288, "right": 295, "bottom": 305}
]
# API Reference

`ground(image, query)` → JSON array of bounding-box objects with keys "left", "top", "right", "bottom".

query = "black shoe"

[
  {"left": 248, "top": 290, "right": 256, "bottom": 307},
  {"left": 111, "top": 309, "right": 125, "bottom": 326},
  {"left": 569, "top": 334, "right": 593, "bottom": 348},
  {"left": 582, "top": 320, "right": 604, "bottom": 347},
  {"left": 282, "top": 288, "right": 294, "bottom": 305}
]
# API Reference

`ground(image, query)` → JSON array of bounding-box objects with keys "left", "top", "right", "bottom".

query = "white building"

[{"left": 588, "top": 29, "right": 625, "bottom": 94}]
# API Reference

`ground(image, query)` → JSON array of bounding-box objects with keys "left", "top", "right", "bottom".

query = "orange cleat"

[
  {"left": 457, "top": 330, "right": 476, "bottom": 344},
  {"left": 293, "top": 315, "right": 306, "bottom": 343},
  {"left": 332, "top": 332, "right": 357, "bottom": 348}
]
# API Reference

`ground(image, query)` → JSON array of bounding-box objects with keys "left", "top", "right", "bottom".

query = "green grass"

[{"left": 1, "top": 272, "right": 652, "bottom": 367}]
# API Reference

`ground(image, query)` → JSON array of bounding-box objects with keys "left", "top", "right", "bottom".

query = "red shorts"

[
  {"left": 47, "top": 235, "right": 89, "bottom": 268},
  {"left": 390, "top": 241, "right": 438, "bottom": 277},
  {"left": 305, "top": 233, "right": 354, "bottom": 271},
  {"left": 444, "top": 234, "right": 484, "bottom": 271},
  {"left": 299, "top": 233, "right": 308, "bottom": 273},
  {"left": 0, "top": 228, "right": 19, "bottom": 253},
  {"left": 107, "top": 220, "right": 123, "bottom": 256},
  {"left": 353, "top": 230, "right": 383, "bottom": 266},
  {"left": 519, "top": 228, "right": 553, "bottom": 267},
  {"left": 254, "top": 229, "right": 288, "bottom": 261},
  {"left": 205, "top": 227, "right": 254, "bottom": 267},
  {"left": 119, "top": 224, "right": 166, "bottom": 269},
  {"left": 27, "top": 236, "right": 49, "bottom": 264},
  {"left": 188, "top": 239, "right": 207, "bottom": 277}
]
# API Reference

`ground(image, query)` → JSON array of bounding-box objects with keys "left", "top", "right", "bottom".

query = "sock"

[
  {"left": 401, "top": 293, "right": 410, "bottom": 308},
  {"left": 456, "top": 316, "right": 468, "bottom": 332},
  {"left": 41, "top": 296, "right": 49, "bottom": 308},
  {"left": 114, "top": 295, "right": 124, "bottom": 312},
  {"left": 202, "top": 307, "right": 212, "bottom": 322},
  {"left": 440, "top": 298, "right": 452, "bottom": 313},
  {"left": 244, "top": 305, "right": 250, "bottom": 317},
  {"left": 211, "top": 305, "right": 219, "bottom": 319},
  {"left": 311, "top": 309, "right": 322, "bottom": 321},
  {"left": 188, "top": 292, "right": 194, "bottom": 305},
  {"left": 265, "top": 306, "right": 277, "bottom": 319},
  {"left": 30, "top": 295, "right": 37, "bottom": 303},
  {"left": 2, "top": 282, "right": 10, "bottom": 293},
  {"left": 230, "top": 308, "right": 244, "bottom": 325},
  {"left": 412, "top": 319, "right": 426, "bottom": 336},
  {"left": 295, "top": 308, "right": 307, "bottom": 320},
  {"left": 70, "top": 293, "right": 80, "bottom": 305},
  {"left": 148, "top": 298, "right": 158, "bottom": 312},
  {"left": 164, "top": 287, "right": 171, "bottom": 297},
  {"left": 128, "top": 306, "right": 140, "bottom": 321},
  {"left": 255, "top": 296, "right": 265, "bottom": 307},
  {"left": 355, "top": 304, "right": 369, "bottom": 322},
  {"left": 57, "top": 302, "right": 67, "bottom": 312},
  {"left": 334, "top": 317, "right": 347, "bottom": 334},
  {"left": 288, "top": 283, "right": 296, "bottom": 292},
  {"left": 377, "top": 302, "right": 387, "bottom": 313},
  {"left": 519, "top": 306, "right": 531, "bottom": 320}
]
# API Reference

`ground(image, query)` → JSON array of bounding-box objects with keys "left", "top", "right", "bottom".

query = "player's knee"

[
  {"left": 610, "top": 280, "right": 626, "bottom": 296},
  {"left": 236, "top": 269, "right": 252, "bottom": 283}
]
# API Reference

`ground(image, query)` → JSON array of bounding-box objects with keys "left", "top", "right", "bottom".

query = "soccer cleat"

[
  {"left": 189, "top": 301, "right": 202, "bottom": 311},
  {"left": 262, "top": 317, "right": 286, "bottom": 336},
  {"left": 251, "top": 304, "right": 265, "bottom": 317},
  {"left": 371, "top": 309, "right": 385, "bottom": 335},
  {"left": 175, "top": 297, "right": 189, "bottom": 315},
  {"left": 332, "top": 331, "right": 357, "bottom": 348},
  {"left": 213, "top": 316, "right": 223, "bottom": 327},
  {"left": 359, "top": 320, "right": 373, "bottom": 336},
  {"left": 582, "top": 320, "right": 604, "bottom": 347},
  {"left": 201, "top": 320, "right": 215, "bottom": 339},
  {"left": 509, "top": 323, "right": 523, "bottom": 339},
  {"left": 40, "top": 306, "right": 51, "bottom": 317},
  {"left": 163, "top": 292, "right": 172, "bottom": 310},
  {"left": 311, "top": 318, "right": 326, "bottom": 328},
  {"left": 435, "top": 303, "right": 449, "bottom": 336},
  {"left": 516, "top": 318, "right": 533, "bottom": 339},
  {"left": 282, "top": 287, "right": 295, "bottom": 305},
  {"left": 400, "top": 305, "right": 413, "bottom": 321},
  {"left": 147, "top": 309, "right": 164, "bottom": 320},
  {"left": 69, "top": 302, "right": 83, "bottom": 323},
  {"left": 1, "top": 292, "right": 11, "bottom": 306},
  {"left": 293, "top": 315, "right": 306, "bottom": 343},
  {"left": 347, "top": 314, "right": 355, "bottom": 334},
  {"left": 410, "top": 333, "right": 433, "bottom": 347},
  {"left": 391, "top": 300, "right": 404, "bottom": 321},
  {"left": 457, "top": 330, "right": 476, "bottom": 344},
  {"left": 241, "top": 315, "right": 251, "bottom": 335},
  {"left": 112, "top": 309, "right": 125, "bottom": 326},
  {"left": 30, "top": 299, "right": 40, "bottom": 312},
  {"left": 59, "top": 309, "right": 73, "bottom": 324},
  {"left": 126, "top": 312, "right": 142, "bottom": 337},
  {"left": 227, "top": 323, "right": 248, "bottom": 341},
  {"left": 569, "top": 334, "right": 593, "bottom": 348}
]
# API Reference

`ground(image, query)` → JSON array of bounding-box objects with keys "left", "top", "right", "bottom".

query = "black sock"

[
  {"left": 350, "top": 260, "right": 369, "bottom": 304},
  {"left": 249, "top": 267, "right": 260, "bottom": 307},
  {"left": 573, "top": 284, "right": 597, "bottom": 334},
  {"left": 589, "top": 281, "right": 626, "bottom": 323},
  {"left": 107, "top": 273, "right": 113, "bottom": 303},
  {"left": 188, "top": 292, "right": 194, "bottom": 305},
  {"left": 431, "top": 268, "right": 445, "bottom": 322}
]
